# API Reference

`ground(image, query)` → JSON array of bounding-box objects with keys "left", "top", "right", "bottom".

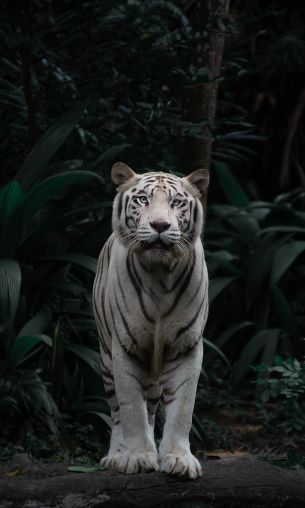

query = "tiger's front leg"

[
  {"left": 110, "top": 335, "right": 159, "bottom": 474},
  {"left": 159, "top": 340, "right": 203, "bottom": 479}
]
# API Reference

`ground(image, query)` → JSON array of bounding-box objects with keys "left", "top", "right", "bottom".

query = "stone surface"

[{"left": 1, "top": 453, "right": 305, "bottom": 507}]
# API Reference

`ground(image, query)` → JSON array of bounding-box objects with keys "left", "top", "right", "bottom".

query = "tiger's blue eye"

[
  {"left": 138, "top": 196, "right": 148, "bottom": 204},
  {"left": 172, "top": 199, "right": 181, "bottom": 207}
]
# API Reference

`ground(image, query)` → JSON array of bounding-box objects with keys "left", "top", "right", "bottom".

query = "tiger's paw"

[
  {"left": 102, "top": 451, "right": 159, "bottom": 474},
  {"left": 100, "top": 454, "right": 119, "bottom": 470},
  {"left": 160, "top": 452, "right": 202, "bottom": 479}
]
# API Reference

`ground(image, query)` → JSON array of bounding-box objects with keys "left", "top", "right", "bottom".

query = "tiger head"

[{"left": 111, "top": 162, "right": 209, "bottom": 262}]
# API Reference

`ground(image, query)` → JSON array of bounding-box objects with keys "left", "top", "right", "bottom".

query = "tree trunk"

[
  {"left": 1, "top": 453, "right": 305, "bottom": 508},
  {"left": 180, "top": 0, "right": 230, "bottom": 171}
]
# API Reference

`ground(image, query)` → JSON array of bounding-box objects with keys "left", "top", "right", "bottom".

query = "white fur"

[{"left": 93, "top": 169, "right": 209, "bottom": 479}]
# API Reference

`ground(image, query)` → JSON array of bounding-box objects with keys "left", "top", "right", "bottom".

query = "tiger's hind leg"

[
  {"left": 100, "top": 391, "right": 124, "bottom": 470},
  {"left": 98, "top": 338, "right": 124, "bottom": 469}
]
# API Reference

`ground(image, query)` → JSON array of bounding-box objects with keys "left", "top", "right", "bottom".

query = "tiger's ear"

[
  {"left": 111, "top": 162, "right": 137, "bottom": 187},
  {"left": 185, "top": 169, "right": 209, "bottom": 196}
]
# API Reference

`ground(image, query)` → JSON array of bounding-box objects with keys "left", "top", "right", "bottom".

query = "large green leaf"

[
  {"left": 260, "top": 226, "right": 305, "bottom": 234},
  {"left": 65, "top": 343, "right": 102, "bottom": 377},
  {"left": 214, "top": 321, "right": 254, "bottom": 350},
  {"left": 271, "top": 241, "right": 305, "bottom": 286},
  {"left": 213, "top": 161, "right": 249, "bottom": 207},
  {"left": 209, "top": 276, "right": 237, "bottom": 304},
  {"left": 272, "top": 287, "right": 298, "bottom": 335},
  {"left": 232, "top": 329, "right": 280, "bottom": 389},
  {"left": 80, "top": 410, "right": 112, "bottom": 429},
  {"left": 202, "top": 337, "right": 230, "bottom": 368},
  {"left": 15, "top": 102, "right": 88, "bottom": 191},
  {"left": 17, "top": 310, "right": 52, "bottom": 339},
  {"left": 24, "top": 170, "right": 104, "bottom": 222},
  {"left": 0, "top": 181, "right": 24, "bottom": 257},
  {"left": 246, "top": 234, "right": 287, "bottom": 308},
  {"left": 205, "top": 250, "right": 242, "bottom": 276},
  {"left": 259, "top": 329, "right": 280, "bottom": 373},
  {"left": 22, "top": 189, "right": 76, "bottom": 243},
  {"left": 227, "top": 212, "right": 260, "bottom": 241},
  {"left": 8, "top": 334, "right": 52, "bottom": 368},
  {"left": 0, "top": 260, "right": 21, "bottom": 325}
]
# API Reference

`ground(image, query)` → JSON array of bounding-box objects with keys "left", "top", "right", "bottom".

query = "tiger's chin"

[
  {"left": 142, "top": 247, "right": 173, "bottom": 264},
  {"left": 136, "top": 240, "right": 182, "bottom": 265}
]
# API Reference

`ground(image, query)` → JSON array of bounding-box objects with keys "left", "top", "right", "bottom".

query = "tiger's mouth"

[{"left": 143, "top": 240, "right": 171, "bottom": 251}]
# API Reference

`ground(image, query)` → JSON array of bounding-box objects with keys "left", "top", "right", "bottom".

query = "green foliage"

[
  {"left": 0, "top": 110, "right": 111, "bottom": 440},
  {"left": 205, "top": 184, "right": 305, "bottom": 387},
  {"left": 253, "top": 356, "right": 305, "bottom": 433},
  {"left": 1, "top": 0, "right": 305, "bottom": 456},
  {"left": 253, "top": 356, "right": 305, "bottom": 402},
  {"left": 0, "top": 368, "right": 59, "bottom": 435}
]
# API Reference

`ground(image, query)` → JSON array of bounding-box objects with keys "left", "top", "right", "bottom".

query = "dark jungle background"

[{"left": 1, "top": 0, "right": 305, "bottom": 468}]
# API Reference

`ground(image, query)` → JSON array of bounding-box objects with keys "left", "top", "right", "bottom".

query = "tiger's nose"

[{"left": 150, "top": 221, "right": 170, "bottom": 234}]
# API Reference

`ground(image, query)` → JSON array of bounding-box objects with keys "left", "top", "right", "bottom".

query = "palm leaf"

[
  {"left": 213, "top": 161, "right": 249, "bottom": 207},
  {"left": 8, "top": 334, "right": 52, "bottom": 368},
  {"left": 0, "top": 260, "right": 21, "bottom": 325},
  {"left": 271, "top": 241, "right": 305, "bottom": 286},
  {"left": 23, "top": 170, "right": 104, "bottom": 222},
  {"left": 0, "top": 181, "right": 24, "bottom": 257},
  {"left": 15, "top": 101, "right": 88, "bottom": 190}
]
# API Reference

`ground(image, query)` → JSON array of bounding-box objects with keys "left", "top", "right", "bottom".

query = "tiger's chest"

[{"left": 106, "top": 247, "right": 208, "bottom": 353}]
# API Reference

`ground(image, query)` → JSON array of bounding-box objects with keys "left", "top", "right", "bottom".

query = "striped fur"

[{"left": 93, "top": 163, "right": 209, "bottom": 478}]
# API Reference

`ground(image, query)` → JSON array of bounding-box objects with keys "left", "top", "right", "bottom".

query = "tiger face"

[{"left": 111, "top": 162, "right": 209, "bottom": 262}]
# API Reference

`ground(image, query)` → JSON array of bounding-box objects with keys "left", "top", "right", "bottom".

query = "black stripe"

[
  {"left": 161, "top": 362, "right": 183, "bottom": 376},
  {"left": 175, "top": 289, "right": 207, "bottom": 341},
  {"left": 132, "top": 254, "right": 157, "bottom": 300},
  {"left": 139, "top": 260, "right": 155, "bottom": 273},
  {"left": 126, "top": 253, "right": 154, "bottom": 323},
  {"left": 193, "top": 201, "right": 198, "bottom": 224},
  {"left": 167, "top": 337, "right": 201, "bottom": 363},
  {"left": 101, "top": 369, "right": 113, "bottom": 382},
  {"left": 162, "top": 250, "right": 196, "bottom": 318},
  {"left": 130, "top": 373, "right": 154, "bottom": 391},
  {"left": 147, "top": 397, "right": 160, "bottom": 405},
  {"left": 113, "top": 289, "right": 138, "bottom": 346},
  {"left": 189, "top": 200, "right": 193, "bottom": 222},
  {"left": 105, "top": 388, "right": 116, "bottom": 399},
  {"left": 124, "top": 195, "right": 130, "bottom": 226},
  {"left": 163, "top": 397, "right": 176, "bottom": 405},
  {"left": 118, "top": 192, "right": 123, "bottom": 218},
  {"left": 169, "top": 261, "right": 178, "bottom": 273},
  {"left": 101, "top": 289, "right": 112, "bottom": 337},
  {"left": 186, "top": 258, "right": 204, "bottom": 305},
  {"left": 108, "top": 297, "right": 146, "bottom": 368},
  {"left": 94, "top": 244, "right": 107, "bottom": 301},
  {"left": 163, "top": 378, "right": 188, "bottom": 396},
  {"left": 99, "top": 330, "right": 111, "bottom": 356},
  {"left": 159, "top": 262, "right": 189, "bottom": 293},
  {"left": 93, "top": 299, "right": 111, "bottom": 352},
  {"left": 117, "top": 269, "right": 129, "bottom": 309}
]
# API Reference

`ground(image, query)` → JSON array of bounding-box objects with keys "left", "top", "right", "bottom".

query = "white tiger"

[{"left": 93, "top": 162, "right": 209, "bottom": 479}]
